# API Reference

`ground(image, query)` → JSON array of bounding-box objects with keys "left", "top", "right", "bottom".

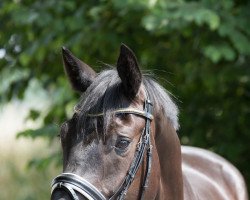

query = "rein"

[{"left": 51, "top": 98, "right": 153, "bottom": 200}]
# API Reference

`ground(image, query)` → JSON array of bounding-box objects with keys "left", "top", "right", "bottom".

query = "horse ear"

[
  {"left": 117, "top": 44, "right": 142, "bottom": 99},
  {"left": 62, "top": 47, "right": 96, "bottom": 93}
]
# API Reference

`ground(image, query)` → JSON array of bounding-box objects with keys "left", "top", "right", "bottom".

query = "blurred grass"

[
  {"left": 0, "top": 140, "right": 60, "bottom": 200},
  {"left": 0, "top": 99, "right": 61, "bottom": 200},
  {"left": 0, "top": 161, "right": 58, "bottom": 200}
]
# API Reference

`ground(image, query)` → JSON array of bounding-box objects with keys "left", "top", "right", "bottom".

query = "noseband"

[{"left": 51, "top": 98, "right": 153, "bottom": 200}]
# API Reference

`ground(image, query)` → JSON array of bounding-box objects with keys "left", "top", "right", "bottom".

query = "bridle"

[{"left": 51, "top": 98, "right": 153, "bottom": 200}]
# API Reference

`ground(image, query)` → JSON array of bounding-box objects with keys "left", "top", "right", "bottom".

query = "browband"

[{"left": 87, "top": 108, "right": 154, "bottom": 121}]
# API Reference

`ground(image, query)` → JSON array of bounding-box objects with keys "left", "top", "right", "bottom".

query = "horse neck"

[{"left": 154, "top": 113, "right": 184, "bottom": 200}]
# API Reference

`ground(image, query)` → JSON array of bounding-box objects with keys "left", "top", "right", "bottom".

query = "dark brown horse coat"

[{"left": 51, "top": 44, "right": 248, "bottom": 200}]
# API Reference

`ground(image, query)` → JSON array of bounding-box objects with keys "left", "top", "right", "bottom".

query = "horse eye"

[{"left": 115, "top": 138, "right": 131, "bottom": 150}]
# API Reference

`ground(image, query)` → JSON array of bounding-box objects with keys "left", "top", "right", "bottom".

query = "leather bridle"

[{"left": 51, "top": 98, "right": 153, "bottom": 200}]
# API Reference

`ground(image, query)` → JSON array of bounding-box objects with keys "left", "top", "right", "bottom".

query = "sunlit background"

[{"left": 0, "top": 0, "right": 249, "bottom": 199}]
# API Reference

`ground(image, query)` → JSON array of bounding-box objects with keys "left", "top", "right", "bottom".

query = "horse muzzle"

[{"left": 51, "top": 173, "right": 106, "bottom": 200}]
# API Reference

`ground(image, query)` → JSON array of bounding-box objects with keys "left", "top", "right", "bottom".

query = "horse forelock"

[{"left": 74, "top": 69, "right": 179, "bottom": 140}]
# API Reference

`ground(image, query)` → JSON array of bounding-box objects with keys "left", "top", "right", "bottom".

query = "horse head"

[{"left": 50, "top": 44, "right": 182, "bottom": 200}]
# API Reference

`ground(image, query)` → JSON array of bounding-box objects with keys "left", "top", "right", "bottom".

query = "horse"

[{"left": 51, "top": 44, "right": 248, "bottom": 200}]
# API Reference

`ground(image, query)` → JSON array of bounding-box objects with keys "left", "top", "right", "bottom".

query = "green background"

[{"left": 0, "top": 0, "right": 249, "bottom": 199}]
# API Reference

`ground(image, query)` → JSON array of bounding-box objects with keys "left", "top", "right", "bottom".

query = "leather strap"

[
  {"left": 51, "top": 173, "right": 106, "bottom": 200},
  {"left": 110, "top": 99, "right": 153, "bottom": 200},
  {"left": 54, "top": 182, "right": 79, "bottom": 200},
  {"left": 87, "top": 108, "right": 153, "bottom": 121}
]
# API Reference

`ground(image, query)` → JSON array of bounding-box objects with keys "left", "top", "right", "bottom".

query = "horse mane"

[
  {"left": 143, "top": 76, "right": 179, "bottom": 130},
  {"left": 74, "top": 69, "right": 179, "bottom": 139}
]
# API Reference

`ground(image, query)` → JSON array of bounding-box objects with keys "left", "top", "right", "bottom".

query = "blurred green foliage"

[{"left": 1, "top": 0, "right": 249, "bottom": 192}]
